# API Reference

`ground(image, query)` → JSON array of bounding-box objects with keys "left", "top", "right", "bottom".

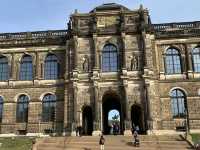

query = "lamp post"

[
  {"left": 38, "top": 113, "right": 41, "bottom": 137},
  {"left": 185, "top": 108, "right": 190, "bottom": 138}
]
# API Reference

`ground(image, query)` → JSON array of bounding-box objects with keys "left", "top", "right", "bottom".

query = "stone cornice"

[
  {"left": 0, "top": 30, "right": 68, "bottom": 48},
  {"left": 153, "top": 21, "right": 200, "bottom": 39}
]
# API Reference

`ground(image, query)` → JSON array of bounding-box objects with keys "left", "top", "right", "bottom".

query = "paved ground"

[{"left": 35, "top": 135, "right": 194, "bottom": 150}]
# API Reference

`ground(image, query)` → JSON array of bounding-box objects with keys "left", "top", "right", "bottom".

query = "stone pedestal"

[
  {"left": 92, "top": 130, "right": 102, "bottom": 136},
  {"left": 71, "top": 131, "right": 76, "bottom": 136},
  {"left": 124, "top": 130, "right": 132, "bottom": 136}
]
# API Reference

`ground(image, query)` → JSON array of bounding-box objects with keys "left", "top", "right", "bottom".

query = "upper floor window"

[
  {"left": 44, "top": 54, "right": 59, "bottom": 80},
  {"left": 42, "top": 94, "right": 56, "bottom": 122},
  {"left": 170, "top": 89, "right": 186, "bottom": 118},
  {"left": 102, "top": 44, "right": 118, "bottom": 72},
  {"left": 0, "top": 96, "right": 3, "bottom": 123},
  {"left": 19, "top": 55, "right": 33, "bottom": 80},
  {"left": 192, "top": 47, "right": 200, "bottom": 72},
  {"left": 0, "top": 56, "right": 9, "bottom": 81},
  {"left": 164, "top": 48, "right": 182, "bottom": 74},
  {"left": 16, "top": 95, "right": 29, "bottom": 123}
]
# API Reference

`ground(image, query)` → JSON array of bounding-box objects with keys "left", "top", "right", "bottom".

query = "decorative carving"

[
  {"left": 82, "top": 57, "right": 89, "bottom": 72},
  {"left": 97, "top": 16, "right": 119, "bottom": 27},
  {"left": 125, "top": 16, "right": 135, "bottom": 25},
  {"left": 79, "top": 19, "right": 90, "bottom": 27},
  {"left": 130, "top": 56, "right": 138, "bottom": 70}
]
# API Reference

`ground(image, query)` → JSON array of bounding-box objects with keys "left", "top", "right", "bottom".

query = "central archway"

[{"left": 102, "top": 92, "right": 123, "bottom": 135}]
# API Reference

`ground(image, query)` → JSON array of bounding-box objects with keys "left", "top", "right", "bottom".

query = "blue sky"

[{"left": 0, "top": 0, "right": 199, "bottom": 33}]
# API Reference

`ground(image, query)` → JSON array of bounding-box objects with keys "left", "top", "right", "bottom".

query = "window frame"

[
  {"left": 0, "top": 56, "right": 9, "bottom": 81},
  {"left": 16, "top": 95, "right": 29, "bottom": 123},
  {"left": 44, "top": 54, "right": 59, "bottom": 80},
  {"left": 42, "top": 94, "right": 56, "bottom": 122},
  {"left": 164, "top": 48, "right": 182, "bottom": 75},
  {"left": 19, "top": 55, "right": 33, "bottom": 81},
  {"left": 170, "top": 89, "right": 186, "bottom": 118},
  {"left": 101, "top": 44, "right": 118, "bottom": 72},
  {"left": 192, "top": 47, "right": 200, "bottom": 73}
]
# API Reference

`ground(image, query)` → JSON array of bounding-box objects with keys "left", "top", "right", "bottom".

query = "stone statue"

[
  {"left": 82, "top": 57, "right": 89, "bottom": 72},
  {"left": 130, "top": 56, "right": 138, "bottom": 70}
]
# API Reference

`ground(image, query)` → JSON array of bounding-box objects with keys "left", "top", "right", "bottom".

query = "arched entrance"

[
  {"left": 82, "top": 106, "right": 93, "bottom": 135},
  {"left": 131, "top": 105, "right": 144, "bottom": 134},
  {"left": 102, "top": 92, "right": 123, "bottom": 135}
]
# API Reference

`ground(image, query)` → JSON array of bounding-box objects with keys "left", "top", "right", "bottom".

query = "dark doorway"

[
  {"left": 102, "top": 92, "right": 123, "bottom": 135},
  {"left": 131, "top": 105, "right": 144, "bottom": 133},
  {"left": 82, "top": 106, "right": 93, "bottom": 135}
]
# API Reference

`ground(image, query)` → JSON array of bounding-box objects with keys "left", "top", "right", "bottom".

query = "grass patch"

[
  {"left": 191, "top": 134, "right": 200, "bottom": 144},
  {"left": 0, "top": 137, "right": 34, "bottom": 150}
]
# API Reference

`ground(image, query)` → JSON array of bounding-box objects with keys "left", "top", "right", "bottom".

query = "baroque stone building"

[{"left": 0, "top": 3, "right": 200, "bottom": 136}]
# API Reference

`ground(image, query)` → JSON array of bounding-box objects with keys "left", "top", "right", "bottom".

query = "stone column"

[
  {"left": 71, "top": 82, "right": 78, "bottom": 136},
  {"left": 123, "top": 80, "right": 132, "bottom": 136},
  {"left": 10, "top": 53, "right": 16, "bottom": 80},
  {"left": 73, "top": 36, "right": 78, "bottom": 70},
  {"left": 93, "top": 34, "right": 99, "bottom": 69},
  {"left": 145, "top": 82, "right": 154, "bottom": 135},
  {"left": 35, "top": 52, "right": 39, "bottom": 79},
  {"left": 121, "top": 32, "right": 126, "bottom": 69},
  {"left": 186, "top": 44, "right": 194, "bottom": 79},
  {"left": 92, "top": 82, "right": 101, "bottom": 136}
]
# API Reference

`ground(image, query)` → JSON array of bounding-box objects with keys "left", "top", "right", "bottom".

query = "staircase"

[{"left": 34, "top": 135, "right": 194, "bottom": 150}]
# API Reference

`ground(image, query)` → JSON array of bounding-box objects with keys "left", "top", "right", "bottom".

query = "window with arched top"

[
  {"left": 0, "top": 56, "right": 9, "bottom": 81},
  {"left": 42, "top": 94, "right": 56, "bottom": 122},
  {"left": 19, "top": 55, "right": 33, "bottom": 80},
  {"left": 16, "top": 95, "right": 29, "bottom": 123},
  {"left": 0, "top": 96, "right": 3, "bottom": 123},
  {"left": 102, "top": 44, "right": 118, "bottom": 72},
  {"left": 192, "top": 47, "right": 200, "bottom": 72},
  {"left": 44, "top": 54, "right": 59, "bottom": 80},
  {"left": 164, "top": 48, "right": 182, "bottom": 74},
  {"left": 170, "top": 89, "right": 186, "bottom": 118}
]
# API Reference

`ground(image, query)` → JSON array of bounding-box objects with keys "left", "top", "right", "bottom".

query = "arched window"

[
  {"left": 170, "top": 89, "right": 186, "bottom": 118},
  {"left": 102, "top": 44, "right": 118, "bottom": 72},
  {"left": 16, "top": 95, "right": 29, "bottom": 123},
  {"left": 44, "top": 54, "right": 59, "bottom": 80},
  {"left": 164, "top": 48, "right": 182, "bottom": 74},
  {"left": 0, "top": 96, "right": 3, "bottom": 123},
  {"left": 42, "top": 94, "right": 56, "bottom": 122},
  {"left": 0, "top": 56, "right": 9, "bottom": 81},
  {"left": 192, "top": 47, "right": 200, "bottom": 72},
  {"left": 19, "top": 55, "right": 33, "bottom": 80}
]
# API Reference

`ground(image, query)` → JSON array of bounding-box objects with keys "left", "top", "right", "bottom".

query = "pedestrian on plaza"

[
  {"left": 76, "top": 126, "right": 79, "bottom": 136},
  {"left": 133, "top": 130, "right": 140, "bottom": 147},
  {"left": 77, "top": 126, "right": 82, "bottom": 137},
  {"left": 132, "top": 123, "right": 135, "bottom": 134},
  {"left": 135, "top": 125, "right": 140, "bottom": 134},
  {"left": 99, "top": 135, "right": 105, "bottom": 150}
]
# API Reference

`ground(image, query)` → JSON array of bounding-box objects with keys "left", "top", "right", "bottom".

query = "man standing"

[{"left": 99, "top": 135, "right": 105, "bottom": 150}]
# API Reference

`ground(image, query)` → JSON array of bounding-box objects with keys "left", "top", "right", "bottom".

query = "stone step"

[{"left": 35, "top": 135, "right": 193, "bottom": 150}]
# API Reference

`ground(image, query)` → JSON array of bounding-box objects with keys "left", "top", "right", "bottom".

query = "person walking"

[
  {"left": 135, "top": 125, "right": 140, "bottom": 134},
  {"left": 133, "top": 130, "right": 140, "bottom": 147},
  {"left": 99, "top": 135, "right": 105, "bottom": 150}
]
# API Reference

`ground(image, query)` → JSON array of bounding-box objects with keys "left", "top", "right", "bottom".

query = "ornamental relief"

[
  {"left": 125, "top": 16, "right": 139, "bottom": 25},
  {"left": 161, "top": 44, "right": 185, "bottom": 54},
  {"left": 97, "top": 16, "right": 120, "bottom": 27},
  {"left": 78, "top": 39, "right": 91, "bottom": 51},
  {"left": 78, "top": 19, "right": 90, "bottom": 28}
]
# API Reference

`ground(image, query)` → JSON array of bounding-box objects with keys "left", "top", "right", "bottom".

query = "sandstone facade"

[{"left": 0, "top": 3, "right": 200, "bottom": 136}]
